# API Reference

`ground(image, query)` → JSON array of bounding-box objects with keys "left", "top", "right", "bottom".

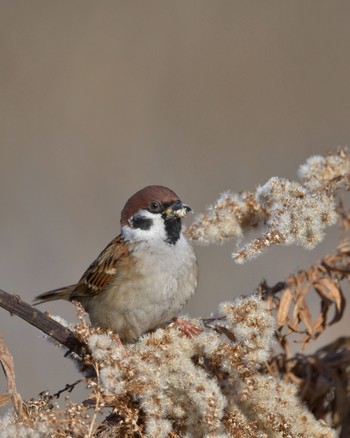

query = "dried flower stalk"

[{"left": 186, "top": 148, "right": 349, "bottom": 263}]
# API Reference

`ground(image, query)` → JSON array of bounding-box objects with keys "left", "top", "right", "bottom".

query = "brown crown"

[{"left": 120, "top": 185, "right": 180, "bottom": 226}]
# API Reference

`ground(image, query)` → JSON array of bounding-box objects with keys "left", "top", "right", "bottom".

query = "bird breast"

[{"left": 84, "top": 235, "right": 198, "bottom": 342}]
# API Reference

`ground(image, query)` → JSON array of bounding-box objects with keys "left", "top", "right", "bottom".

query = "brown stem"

[{"left": 0, "top": 289, "right": 85, "bottom": 357}]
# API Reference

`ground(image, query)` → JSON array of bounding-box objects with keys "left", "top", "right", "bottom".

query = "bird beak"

[{"left": 164, "top": 200, "right": 192, "bottom": 219}]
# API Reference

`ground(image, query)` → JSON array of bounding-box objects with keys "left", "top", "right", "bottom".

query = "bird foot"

[
  {"left": 173, "top": 317, "right": 203, "bottom": 338},
  {"left": 111, "top": 333, "right": 129, "bottom": 358}
]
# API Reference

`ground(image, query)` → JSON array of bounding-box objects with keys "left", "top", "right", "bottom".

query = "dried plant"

[
  {"left": 260, "top": 236, "right": 350, "bottom": 437},
  {"left": 186, "top": 148, "right": 349, "bottom": 263},
  {"left": 1, "top": 148, "right": 350, "bottom": 437},
  {"left": 0, "top": 298, "right": 336, "bottom": 437},
  {"left": 0, "top": 335, "right": 27, "bottom": 421}
]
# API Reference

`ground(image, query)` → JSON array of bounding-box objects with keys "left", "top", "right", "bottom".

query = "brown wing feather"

[{"left": 70, "top": 235, "right": 133, "bottom": 299}]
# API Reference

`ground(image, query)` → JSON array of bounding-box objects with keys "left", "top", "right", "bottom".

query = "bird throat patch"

[{"left": 164, "top": 218, "right": 181, "bottom": 245}]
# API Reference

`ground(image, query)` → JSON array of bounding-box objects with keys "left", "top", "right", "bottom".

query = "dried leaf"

[
  {"left": 298, "top": 301, "right": 314, "bottom": 336},
  {"left": 328, "top": 283, "right": 346, "bottom": 325},
  {"left": 314, "top": 277, "right": 346, "bottom": 325},
  {"left": 314, "top": 277, "right": 338, "bottom": 301},
  {"left": 276, "top": 288, "right": 293, "bottom": 328},
  {"left": 0, "top": 393, "right": 11, "bottom": 407},
  {"left": 289, "top": 275, "right": 311, "bottom": 331},
  {"left": 337, "top": 238, "right": 350, "bottom": 254},
  {"left": 312, "top": 312, "right": 326, "bottom": 335},
  {"left": 0, "top": 334, "right": 27, "bottom": 419}
]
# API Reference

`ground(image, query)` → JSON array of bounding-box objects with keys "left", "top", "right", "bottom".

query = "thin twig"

[{"left": 53, "top": 379, "right": 85, "bottom": 399}]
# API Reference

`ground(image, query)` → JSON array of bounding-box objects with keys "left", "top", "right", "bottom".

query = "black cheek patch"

[{"left": 131, "top": 216, "right": 153, "bottom": 230}]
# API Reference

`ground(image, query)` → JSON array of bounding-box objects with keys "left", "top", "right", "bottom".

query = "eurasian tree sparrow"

[{"left": 34, "top": 185, "right": 198, "bottom": 342}]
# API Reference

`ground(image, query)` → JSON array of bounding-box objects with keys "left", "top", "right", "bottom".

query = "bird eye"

[{"left": 150, "top": 202, "right": 160, "bottom": 212}]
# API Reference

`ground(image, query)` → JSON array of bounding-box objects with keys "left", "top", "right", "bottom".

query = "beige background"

[{"left": 1, "top": 1, "right": 350, "bottom": 410}]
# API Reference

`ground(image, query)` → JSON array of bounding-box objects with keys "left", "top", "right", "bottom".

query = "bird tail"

[{"left": 33, "top": 285, "right": 76, "bottom": 305}]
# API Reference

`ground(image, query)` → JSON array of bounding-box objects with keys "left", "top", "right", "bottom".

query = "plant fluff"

[{"left": 2, "top": 149, "right": 350, "bottom": 437}]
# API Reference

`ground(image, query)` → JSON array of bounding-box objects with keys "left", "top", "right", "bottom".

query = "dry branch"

[{"left": 0, "top": 289, "right": 85, "bottom": 357}]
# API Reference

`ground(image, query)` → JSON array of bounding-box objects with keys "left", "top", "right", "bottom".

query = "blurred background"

[{"left": 1, "top": 1, "right": 350, "bottom": 410}]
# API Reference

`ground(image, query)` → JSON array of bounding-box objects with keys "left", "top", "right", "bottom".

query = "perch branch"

[{"left": 0, "top": 289, "right": 85, "bottom": 357}]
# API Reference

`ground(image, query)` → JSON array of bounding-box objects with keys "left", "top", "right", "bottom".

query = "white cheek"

[{"left": 121, "top": 211, "right": 167, "bottom": 243}]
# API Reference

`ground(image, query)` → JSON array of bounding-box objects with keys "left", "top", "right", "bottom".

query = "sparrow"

[{"left": 34, "top": 185, "right": 198, "bottom": 342}]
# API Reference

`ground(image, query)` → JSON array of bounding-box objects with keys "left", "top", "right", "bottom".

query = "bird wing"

[{"left": 70, "top": 235, "right": 134, "bottom": 299}]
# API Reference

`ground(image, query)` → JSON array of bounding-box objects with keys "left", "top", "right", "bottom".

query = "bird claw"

[
  {"left": 111, "top": 333, "right": 129, "bottom": 358},
  {"left": 173, "top": 317, "right": 203, "bottom": 338}
]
